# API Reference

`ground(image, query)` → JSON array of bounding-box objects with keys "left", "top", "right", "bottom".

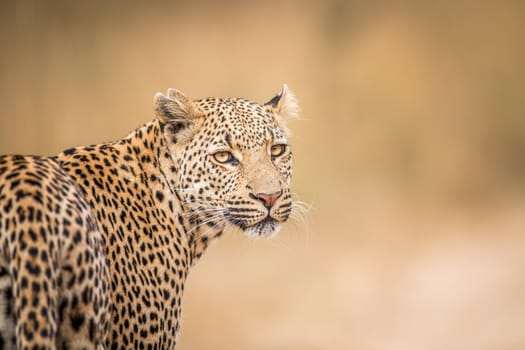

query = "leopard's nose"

[{"left": 251, "top": 190, "right": 282, "bottom": 209}]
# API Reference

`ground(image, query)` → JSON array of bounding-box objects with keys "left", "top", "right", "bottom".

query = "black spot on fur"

[{"left": 71, "top": 314, "right": 85, "bottom": 331}]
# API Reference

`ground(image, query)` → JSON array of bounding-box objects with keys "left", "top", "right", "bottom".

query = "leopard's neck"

[
  {"left": 58, "top": 119, "right": 224, "bottom": 266},
  {"left": 123, "top": 119, "right": 226, "bottom": 263}
]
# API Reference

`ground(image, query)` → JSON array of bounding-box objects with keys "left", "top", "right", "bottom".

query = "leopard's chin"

[{"left": 244, "top": 218, "right": 281, "bottom": 240}]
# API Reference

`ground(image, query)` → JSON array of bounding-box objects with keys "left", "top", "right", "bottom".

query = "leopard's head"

[{"left": 155, "top": 86, "right": 299, "bottom": 239}]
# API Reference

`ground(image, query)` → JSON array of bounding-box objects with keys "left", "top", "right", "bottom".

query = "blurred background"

[{"left": 1, "top": 1, "right": 524, "bottom": 349}]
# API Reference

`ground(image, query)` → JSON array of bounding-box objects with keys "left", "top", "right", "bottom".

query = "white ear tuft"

[{"left": 266, "top": 84, "right": 300, "bottom": 121}]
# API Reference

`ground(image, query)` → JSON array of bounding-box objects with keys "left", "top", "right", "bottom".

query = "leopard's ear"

[
  {"left": 154, "top": 88, "right": 202, "bottom": 141},
  {"left": 265, "top": 84, "right": 300, "bottom": 121}
]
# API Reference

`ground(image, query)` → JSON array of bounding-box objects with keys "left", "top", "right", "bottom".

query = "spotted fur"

[{"left": 0, "top": 85, "right": 298, "bottom": 349}]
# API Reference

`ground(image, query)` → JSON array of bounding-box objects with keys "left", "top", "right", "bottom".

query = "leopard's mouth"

[
  {"left": 225, "top": 214, "right": 281, "bottom": 239},
  {"left": 245, "top": 217, "right": 281, "bottom": 239}
]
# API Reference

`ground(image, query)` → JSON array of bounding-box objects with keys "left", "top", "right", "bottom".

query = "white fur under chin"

[{"left": 244, "top": 220, "right": 282, "bottom": 240}]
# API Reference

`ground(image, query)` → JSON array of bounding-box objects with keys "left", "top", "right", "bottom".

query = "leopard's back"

[{"left": 0, "top": 155, "right": 111, "bottom": 349}]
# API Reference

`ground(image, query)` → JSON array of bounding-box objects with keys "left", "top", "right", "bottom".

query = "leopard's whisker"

[
  {"left": 180, "top": 207, "right": 228, "bottom": 219},
  {"left": 289, "top": 200, "right": 311, "bottom": 227},
  {"left": 196, "top": 220, "right": 228, "bottom": 241},
  {"left": 185, "top": 213, "right": 227, "bottom": 236}
]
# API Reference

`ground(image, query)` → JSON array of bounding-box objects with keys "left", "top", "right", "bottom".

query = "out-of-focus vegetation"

[{"left": 1, "top": 1, "right": 524, "bottom": 349}]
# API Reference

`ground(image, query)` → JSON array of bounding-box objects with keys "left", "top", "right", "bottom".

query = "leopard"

[{"left": 0, "top": 85, "right": 299, "bottom": 349}]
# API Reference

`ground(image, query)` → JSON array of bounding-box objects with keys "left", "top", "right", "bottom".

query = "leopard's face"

[
  {"left": 181, "top": 99, "right": 292, "bottom": 238},
  {"left": 156, "top": 86, "right": 298, "bottom": 239}
]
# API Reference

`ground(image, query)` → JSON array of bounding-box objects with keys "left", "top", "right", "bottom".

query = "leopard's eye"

[
  {"left": 270, "top": 144, "right": 287, "bottom": 157},
  {"left": 213, "top": 151, "right": 237, "bottom": 164}
]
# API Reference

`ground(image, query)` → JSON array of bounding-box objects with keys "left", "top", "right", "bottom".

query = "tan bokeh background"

[{"left": 1, "top": 1, "right": 525, "bottom": 349}]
